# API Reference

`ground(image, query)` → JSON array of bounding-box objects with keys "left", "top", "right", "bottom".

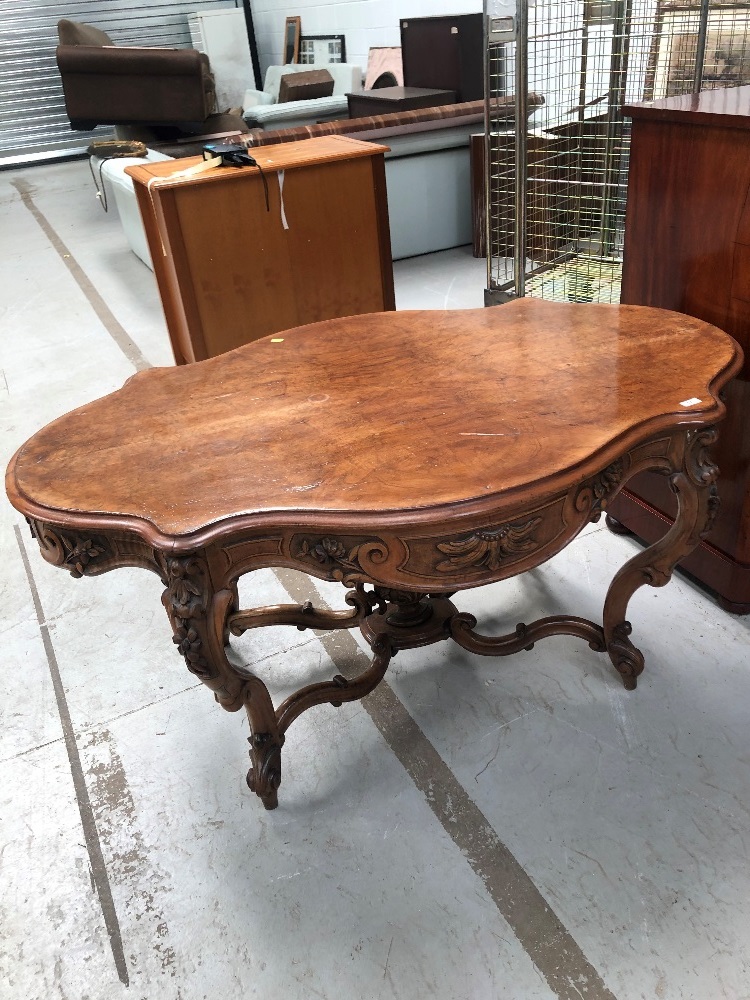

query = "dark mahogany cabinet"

[
  {"left": 611, "top": 86, "right": 750, "bottom": 612},
  {"left": 399, "top": 14, "right": 484, "bottom": 102}
]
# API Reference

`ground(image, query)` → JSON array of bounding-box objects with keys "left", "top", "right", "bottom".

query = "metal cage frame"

[{"left": 484, "top": 0, "right": 750, "bottom": 305}]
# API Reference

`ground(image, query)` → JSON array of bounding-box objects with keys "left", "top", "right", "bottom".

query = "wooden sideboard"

[
  {"left": 128, "top": 135, "right": 395, "bottom": 364},
  {"left": 612, "top": 86, "right": 750, "bottom": 612}
]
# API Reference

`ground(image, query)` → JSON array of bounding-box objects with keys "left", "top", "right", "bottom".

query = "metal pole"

[
  {"left": 514, "top": 0, "right": 529, "bottom": 297},
  {"left": 483, "top": 4, "right": 493, "bottom": 298},
  {"left": 597, "top": 0, "right": 631, "bottom": 257},
  {"left": 240, "top": 0, "right": 263, "bottom": 90},
  {"left": 692, "top": 0, "right": 711, "bottom": 93}
]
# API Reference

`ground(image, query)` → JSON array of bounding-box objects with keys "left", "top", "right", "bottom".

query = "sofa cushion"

[
  {"left": 279, "top": 69, "right": 334, "bottom": 103},
  {"left": 262, "top": 63, "right": 362, "bottom": 101},
  {"left": 58, "top": 19, "right": 114, "bottom": 46}
]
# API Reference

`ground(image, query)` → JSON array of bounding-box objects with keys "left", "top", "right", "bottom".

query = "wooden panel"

[
  {"left": 730, "top": 243, "right": 750, "bottom": 304},
  {"left": 623, "top": 84, "right": 750, "bottom": 130},
  {"left": 132, "top": 180, "right": 199, "bottom": 364},
  {"left": 346, "top": 88, "right": 456, "bottom": 118},
  {"left": 621, "top": 118, "right": 750, "bottom": 365},
  {"left": 470, "top": 132, "right": 485, "bottom": 258},
  {"left": 128, "top": 136, "right": 395, "bottom": 363},
  {"left": 128, "top": 135, "right": 390, "bottom": 185}
]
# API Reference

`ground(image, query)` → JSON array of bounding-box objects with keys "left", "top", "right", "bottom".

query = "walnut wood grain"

[
  {"left": 616, "top": 86, "right": 750, "bottom": 612},
  {"left": 6, "top": 301, "right": 742, "bottom": 807},
  {"left": 7, "top": 300, "right": 739, "bottom": 547}
]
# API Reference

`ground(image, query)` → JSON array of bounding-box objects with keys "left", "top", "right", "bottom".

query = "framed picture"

[
  {"left": 298, "top": 34, "right": 346, "bottom": 65},
  {"left": 647, "top": 2, "right": 750, "bottom": 100},
  {"left": 283, "top": 16, "right": 301, "bottom": 64}
]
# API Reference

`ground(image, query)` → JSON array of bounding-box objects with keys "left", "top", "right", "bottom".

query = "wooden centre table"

[{"left": 6, "top": 300, "right": 742, "bottom": 810}]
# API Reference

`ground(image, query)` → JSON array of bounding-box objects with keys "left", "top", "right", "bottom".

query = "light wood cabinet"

[{"left": 128, "top": 135, "right": 395, "bottom": 364}]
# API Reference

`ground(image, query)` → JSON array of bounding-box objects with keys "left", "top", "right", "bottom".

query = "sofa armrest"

[
  {"left": 243, "top": 95, "right": 350, "bottom": 129},
  {"left": 56, "top": 44, "right": 211, "bottom": 78},
  {"left": 242, "top": 88, "right": 274, "bottom": 109}
]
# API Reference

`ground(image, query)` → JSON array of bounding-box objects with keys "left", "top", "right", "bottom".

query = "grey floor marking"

[
  {"left": 15, "top": 526, "right": 130, "bottom": 987},
  {"left": 274, "top": 568, "right": 619, "bottom": 1000},
  {"left": 12, "top": 178, "right": 151, "bottom": 372}
]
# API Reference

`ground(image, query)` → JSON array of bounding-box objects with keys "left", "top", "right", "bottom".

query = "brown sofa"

[{"left": 56, "top": 19, "right": 217, "bottom": 131}]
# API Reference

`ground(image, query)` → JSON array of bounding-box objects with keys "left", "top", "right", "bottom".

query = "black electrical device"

[
  {"left": 203, "top": 141, "right": 269, "bottom": 210},
  {"left": 203, "top": 140, "right": 257, "bottom": 167}
]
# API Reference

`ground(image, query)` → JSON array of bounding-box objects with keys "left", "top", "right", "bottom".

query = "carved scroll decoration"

[
  {"left": 247, "top": 732, "right": 284, "bottom": 805},
  {"left": 605, "top": 621, "right": 644, "bottom": 690},
  {"left": 293, "top": 536, "right": 389, "bottom": 585},
  {"left": 28, "top": 519, "right": 110, "bottom": 578},
  {"left": 26, "top": 518, "right": 169, "bottom": 580},
  {"left": 685, "top": 427, "right": 719, "bottom": 486},
  {"left": 435, "top": 517, "right": 542, "bottom": 573},
  {"left": 684, "top": 428, "right": 721, "bottom": 538}
]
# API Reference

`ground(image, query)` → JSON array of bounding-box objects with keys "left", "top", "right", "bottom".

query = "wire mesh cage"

[{"left": 485, "top": 0, "right": 750, "bottom": 304}]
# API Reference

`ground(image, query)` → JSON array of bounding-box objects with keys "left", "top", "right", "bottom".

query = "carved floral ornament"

[
  {"left": 294, "top": 536, "right": 388, "bottom": 584},
  {"left": 161, "top": 554, "right": 213, "bottom": 679},
  {"left": 592, "top": 459, "right": 624, "bottom": 502},
  {"left": 574, "top": 459, "right": 625, "bottom": 517},
  {"left": 28, "top": 519, "right": 109, "bottom": 578}
]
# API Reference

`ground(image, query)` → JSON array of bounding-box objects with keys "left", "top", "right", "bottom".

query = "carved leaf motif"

[
  {"left": 592, "top": 459, "right": 624, "bottom": 501},
  {"left": 436, "top": 517, "right": 542, "bottom": 573},
  {"left": 32, "top": 527, "right": 110, "bottom": 578},
  {"left": 686, "top": 427, "right": 719, "bottom": 486},
  {"left": 702, "top": 484, "right": 721, "bottom": 538},
  {"left": 165, "top": 557, "right": 205, "bottom": 617},
  {"left": 575, "top": 459, "right": 625, "bottom": 518},
  {"left": 296, "top": 536, "right": 366, "bottom": 582},
  {"left": 172, "top": 619, "right": 211, "bottom": 677},
  {"left": 62, "top": 537, "right": 106, "bottom": 575}
]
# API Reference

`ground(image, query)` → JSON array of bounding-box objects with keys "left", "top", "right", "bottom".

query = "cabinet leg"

[{"left": 605, "top": 514, "right": 634, "bottom": 537}]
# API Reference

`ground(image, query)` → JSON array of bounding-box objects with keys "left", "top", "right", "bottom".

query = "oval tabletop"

[{"left": 6, "top": 300, "right": 742, "bottom": 543}]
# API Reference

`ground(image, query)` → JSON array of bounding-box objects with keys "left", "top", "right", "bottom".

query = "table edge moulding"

[{"left": 6, "top": 300, "right": 743, "bottom": 810}]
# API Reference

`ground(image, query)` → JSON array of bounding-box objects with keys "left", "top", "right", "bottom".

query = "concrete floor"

[{"left": 1, "top": 160, "right": 749, "bottom": 1000}]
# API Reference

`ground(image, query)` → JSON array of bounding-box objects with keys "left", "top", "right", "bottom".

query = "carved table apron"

[{"left": 6, "top": 300, "right": 743, "bottom": 809}]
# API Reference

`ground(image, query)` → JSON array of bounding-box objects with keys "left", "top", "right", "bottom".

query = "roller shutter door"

[{"left": 0, "top": 0, "right": 240, "bottom": 166}]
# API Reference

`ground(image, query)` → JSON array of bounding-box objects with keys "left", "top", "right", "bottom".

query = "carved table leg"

[
  {"left": 162, "top": 563, "right": 401, "bottom": 808},
  {"left": 603, "top": 428, "right": 720, "bottom": 689},
  {"left": 160, "top": 553, "right": 283, "bottom": 809},
  {"left": 223, "top": 580, "right": 240, "bottom": 646}
]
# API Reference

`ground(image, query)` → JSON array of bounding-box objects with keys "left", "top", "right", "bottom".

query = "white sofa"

[
  {"left": 242, "top": 63, "right": 362, "bottom": 130},
  {"left": 92, "top": 112, "right": 482, "bottom": 269}
]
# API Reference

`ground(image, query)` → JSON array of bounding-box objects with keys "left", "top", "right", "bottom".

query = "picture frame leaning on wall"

[{"left": 283, "top": 16, "right": 301, "bottom": 64}]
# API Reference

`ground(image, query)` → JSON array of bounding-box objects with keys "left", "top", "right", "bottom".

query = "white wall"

[{"left": 249, "top": 0, "right": 483, "bottom": 79}]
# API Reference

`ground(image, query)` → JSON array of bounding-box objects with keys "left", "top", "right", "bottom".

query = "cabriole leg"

[
  {"left": 603, "top": 429, "right": 720, "bottom": 689},
  {"left": 160, "top": 553, "right": 282, "bottom": 809}
]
